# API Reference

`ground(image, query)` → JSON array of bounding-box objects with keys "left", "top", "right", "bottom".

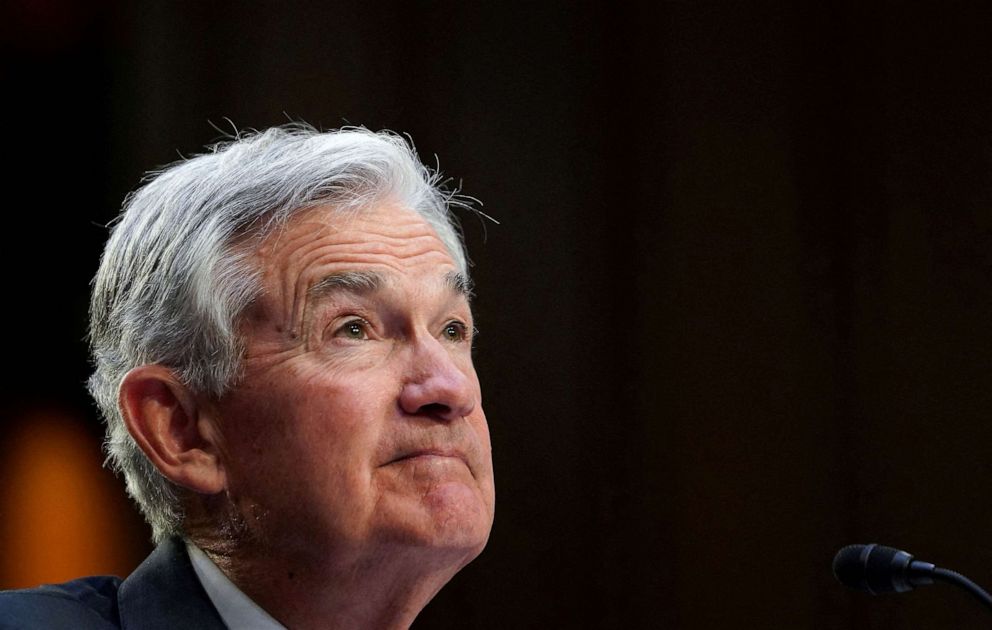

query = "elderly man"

[{"left": 0, "top": 126, "right": 495, "bottom": 628}]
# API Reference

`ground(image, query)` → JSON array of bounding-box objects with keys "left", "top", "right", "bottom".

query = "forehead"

[
  {"left": 251, "top": 203, "right": 461, "bottom": 302},
  {"left": 260, "top": 202, "right": 451, "bottom": 260}
]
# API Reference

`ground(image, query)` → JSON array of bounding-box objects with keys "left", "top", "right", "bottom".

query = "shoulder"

[{"left": 0, "top": 575, "right": 122, "bottom": 630}]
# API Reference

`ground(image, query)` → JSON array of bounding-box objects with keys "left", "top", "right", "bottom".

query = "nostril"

[{"left": 417, "top": 402, "right": 453, "bottom": 419}]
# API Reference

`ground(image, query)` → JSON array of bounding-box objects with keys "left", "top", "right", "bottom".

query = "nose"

[{"left": 399, "top": 336, "right": 476, "bottom": 422}]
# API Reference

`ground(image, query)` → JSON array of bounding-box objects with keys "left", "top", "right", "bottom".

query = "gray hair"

[{"left": 88, "top": 125, "right": 471, "bottom": 543}]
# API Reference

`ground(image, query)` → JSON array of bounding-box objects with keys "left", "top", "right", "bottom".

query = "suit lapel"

[{"left": 117, "top": 537, "right": 226, "bottom": 630}]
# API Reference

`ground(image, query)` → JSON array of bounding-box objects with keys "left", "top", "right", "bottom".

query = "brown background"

[{"left": 3, "top": 2, "right": 992, "bottom": 628}]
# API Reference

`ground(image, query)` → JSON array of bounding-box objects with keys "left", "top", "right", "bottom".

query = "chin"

[
  {"left": 379, "top": 485, "right": 494, "bottom": 558},
  {"left": 428, "top": 480, "right": 493, "bottom": 541}
]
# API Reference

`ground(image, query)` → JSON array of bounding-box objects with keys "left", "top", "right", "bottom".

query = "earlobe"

[{"left": 118, "top": 365, "right": 227, "bottom": 495}]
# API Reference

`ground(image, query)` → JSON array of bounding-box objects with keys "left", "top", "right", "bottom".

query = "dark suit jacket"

[{"left": 0, "top": 538, "right": 226, "bottom": 629}]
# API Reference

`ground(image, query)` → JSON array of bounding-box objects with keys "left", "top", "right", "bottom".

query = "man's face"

[{"left": 213, "top": 202, "right": 494, "bottom": 570}]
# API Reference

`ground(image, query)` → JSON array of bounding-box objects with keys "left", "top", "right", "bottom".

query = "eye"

[
  {"left": 334, "top": 318, "right": 370, "bottom": 340},
  {"left": 442, "top": 321, "right": 469, "bottom": 342}
]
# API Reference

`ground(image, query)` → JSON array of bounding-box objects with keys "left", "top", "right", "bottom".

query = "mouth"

[{"left": 385, "top": 448, "right": 468, "bottom": 467}]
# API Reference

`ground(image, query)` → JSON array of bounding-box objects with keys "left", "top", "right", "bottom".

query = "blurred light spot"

[{"left": 0, "top": 410, "right": 146, "bottom": 589}]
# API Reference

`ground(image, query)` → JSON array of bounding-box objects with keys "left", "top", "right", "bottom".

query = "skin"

[{"left": 120, "top": 202, "right": 495, "bottom": 629}]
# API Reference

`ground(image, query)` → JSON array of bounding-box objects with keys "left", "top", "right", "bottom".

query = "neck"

[{"left": 190, "top": 529, "right": 473, "bottom": 629}]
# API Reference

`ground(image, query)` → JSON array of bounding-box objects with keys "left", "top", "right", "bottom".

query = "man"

[{"left": 0, "top": 126, "right": 496, "bottom": 629}]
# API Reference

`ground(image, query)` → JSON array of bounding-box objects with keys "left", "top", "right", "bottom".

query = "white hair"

[{"left": 88, "top": 125, "right": 471, "bottom": 542}]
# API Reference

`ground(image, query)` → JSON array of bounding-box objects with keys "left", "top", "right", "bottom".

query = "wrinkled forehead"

[
  {"left": 249, "top": 202, "right": 460, "bottom": 270},
  {"left": 240, "top": 202, "right": 469, "bottom": 325}
]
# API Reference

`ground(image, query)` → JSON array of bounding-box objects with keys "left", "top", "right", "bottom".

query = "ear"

[{"left": 118, "top": 365, "right": 227, "bottom": 495}]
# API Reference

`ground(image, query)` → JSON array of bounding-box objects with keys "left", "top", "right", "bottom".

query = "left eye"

[{"left": 442, "top": 321, "right": 467, "bottom": 341}]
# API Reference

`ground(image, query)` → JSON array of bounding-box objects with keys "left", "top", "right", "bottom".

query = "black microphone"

[{"left": 833, "top": 543, "right": 992, "bottom": 612}]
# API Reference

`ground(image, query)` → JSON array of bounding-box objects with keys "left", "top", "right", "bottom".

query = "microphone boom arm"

[{"left": 930, "top": 567, "right": 992, "bottom": 612}]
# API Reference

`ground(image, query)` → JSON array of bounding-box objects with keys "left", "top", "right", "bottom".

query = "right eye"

[{"left": 334, "top": 319, "right": 370, "bottom": 340}]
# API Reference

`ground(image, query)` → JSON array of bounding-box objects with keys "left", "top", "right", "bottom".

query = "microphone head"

[
  {"left": 833, "top": 543, "right": 916, "bottom": 594},
  {"left": 833, "top": 544, "right": 872, "bottom": 591}
]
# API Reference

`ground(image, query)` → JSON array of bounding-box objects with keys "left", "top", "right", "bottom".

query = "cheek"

[
  {"left": 218, "top": 381, "right": 397, "bottom": 547},
  {"left": 474, "top": 414, "right": 495, "bottom": 497},
  {"left": 221, "top": 374, "right": 387, "bottom": 493}
]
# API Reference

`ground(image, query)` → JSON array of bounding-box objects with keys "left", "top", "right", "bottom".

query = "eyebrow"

[
  {"left": 307, "top": 270, "right": 384, "bottom": 300},
  {"left": 306, "top": 270, "right": 474, "bottom": 302},
  {"left": 444, "top": 271, "right": 475, "bottom": 301}
]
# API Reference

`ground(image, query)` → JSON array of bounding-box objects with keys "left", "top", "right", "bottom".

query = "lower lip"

[
  {"left": 388, "top": 455, "right": 473, "bottom": 485},
  {"left": 387, "top": 453, "right": 472, "bottom": 473}
]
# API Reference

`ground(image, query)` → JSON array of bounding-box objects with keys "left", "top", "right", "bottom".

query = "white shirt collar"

[{"left": 186, "top": 542, "right": 287, "bottom": 630}]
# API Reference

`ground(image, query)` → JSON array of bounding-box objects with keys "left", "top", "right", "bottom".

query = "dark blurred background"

[{"left": 3, "top": 2, "right": 992, "bottom": 628}]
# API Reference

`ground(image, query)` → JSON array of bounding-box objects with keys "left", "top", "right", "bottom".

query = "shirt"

[{"left": 186, "top": 542, "right": 286, "bottom": 630}]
